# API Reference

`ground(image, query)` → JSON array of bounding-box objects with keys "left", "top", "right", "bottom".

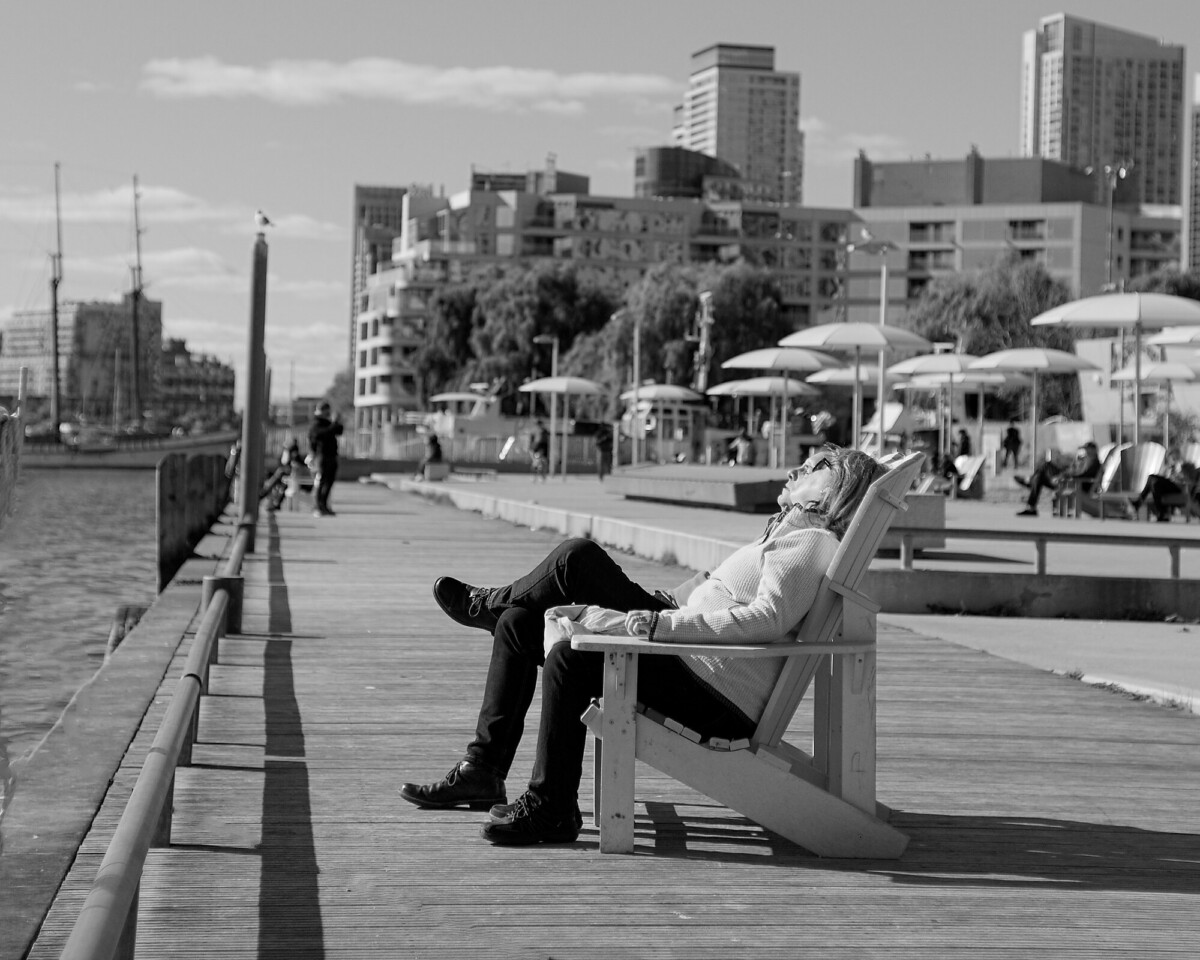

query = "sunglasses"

[{"left": 788, "top": 453, "right": 832, "bottom": 480}]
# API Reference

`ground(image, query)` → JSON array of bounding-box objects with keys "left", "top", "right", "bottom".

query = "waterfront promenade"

[{"left": 14, "top": 476, "right": 1200, "bottom": 958}]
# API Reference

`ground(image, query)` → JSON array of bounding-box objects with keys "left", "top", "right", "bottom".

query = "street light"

[
  {"left": 532, "top": 334, "right": 559, "bottom": 476},
  {"left": 845, "top": 229, "right": 898, "bottom": 456},
  {"left": 1086, "top": 162, "right": 1133, "bottom": 443},
  {"left": 612, "top": 309, "right": 641, "bottom": 466}
]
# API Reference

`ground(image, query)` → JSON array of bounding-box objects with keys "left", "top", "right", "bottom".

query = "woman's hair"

[{"left": 804, "top": 446, "right": 888, "bottom": 539}]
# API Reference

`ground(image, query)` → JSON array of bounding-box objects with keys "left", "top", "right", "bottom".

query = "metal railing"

[
  {"left": 58, "top": 516, "right": 253, "bottom": 960},
  {"left": 894, "top": 526, "right": 1200, "bottom": 580}
]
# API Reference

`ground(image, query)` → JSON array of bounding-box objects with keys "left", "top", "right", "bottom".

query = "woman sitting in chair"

[
  {"left": 399, "top": 446, "right": 888, "bottom": 846},
  {"left": 1133, "top": 449, "right": 1199, "bottom": 522}
]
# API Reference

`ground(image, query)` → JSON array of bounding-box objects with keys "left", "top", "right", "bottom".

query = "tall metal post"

[
  {"left": 50, "top": 163, "right": 63, "bottom": 440},
  {"left": 876, "top": 260, "right": 889, "bottom": 458},
  {"left": 632, "top": 318, "right": 641, "bottom": 466},
  {"left": 129, "top": 175, "right": 144, "bottom": 425},
  {"left": 239, "top": 232, "right": 269, "bottom": 552}
]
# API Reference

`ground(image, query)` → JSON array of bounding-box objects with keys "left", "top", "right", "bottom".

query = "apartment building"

[
  {"left": 0, "top": 294, "right": 162, "bottom": 421},
  {"left": 672, "top": 43, "right": 803, "bottom": 204},
  {"left": 350, "top": 164, "right": 855, "bottom": 436},
  {"left": 1020, "top": 13, "right": 1186, "bottom": 205}
]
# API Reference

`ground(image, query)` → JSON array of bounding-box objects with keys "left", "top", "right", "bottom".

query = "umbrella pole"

[
  {"left": 977, "top": 385, "right": 984, "bottom": 461},
  {"left": 1030, "top": 371, "right": 1039, "bottom": 469},
  {"left": 852, "top": 347, "right": 862, "bottom": 450},
  {"left": 1134, "top": 322, "right": 1143, "bottom": 446},
  {"left": 562, "top": 394, "right": 569, "bottom": 480},
  {"left": 780, "top": 380, "right": 788, "bottom": 469},
  {"left": 1163, "top": 381, "right": 1170, "bottom": 452}
]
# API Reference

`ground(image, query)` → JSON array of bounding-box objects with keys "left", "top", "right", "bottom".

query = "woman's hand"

[{"left": 624, "top": 610, "right": 654, "bottom": 637}]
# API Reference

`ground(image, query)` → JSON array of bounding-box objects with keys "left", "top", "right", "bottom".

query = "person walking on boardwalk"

[
  {"left": 1002, "top": 420, "right": 1022, "bottom": 469},
  {"left": 400, "top": 446, "right": 887, "bottom": 845},
  {"left": 530, "top": 420, "right": 550, "bottom": 481},
  {"left": 594, "top": 426, "right": 613, "bottom": 480},
  {"left": 307, "top": 401, "right": 344, "bottom": 517}
]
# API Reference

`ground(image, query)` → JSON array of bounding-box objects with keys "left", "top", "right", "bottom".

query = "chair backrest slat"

[{"left": 753, "top": 452, "right": 923, "bottom": 745}]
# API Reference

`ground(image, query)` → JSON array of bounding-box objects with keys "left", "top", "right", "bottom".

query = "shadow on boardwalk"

[{"left": 22, "top": 481, "right": 1200, "bottom": 959}]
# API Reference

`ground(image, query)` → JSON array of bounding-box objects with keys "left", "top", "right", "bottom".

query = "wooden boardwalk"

[{"left": 28, "top": 482, "right": 1200, "bottom": 958}]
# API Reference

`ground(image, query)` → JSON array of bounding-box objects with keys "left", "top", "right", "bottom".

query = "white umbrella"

[
  {"left": 900, "top": 370, "right": 1032, "bottom": 461},
  {"left": 888, "top": 355, "right": 980, "bottom": 463},
  {"left": 617, "top": 383, "right": 705, "bottom": 463},
  {"left": 721, "top": 348, "right": 840, "bottom": 467},
  {"left": 519, "top": 376, "right": 606, "bottom": 478},
  {"left": 1030, "top": 293, "right": 1200, "bottom": 444},
  {"left": 781, "top": 323, "right": 931, "bottom": 450},
  {"left": 617, "top": 384, "right": 704, "bottom": 402},
  {"left": 806, "top": 365, "right": 900, "bottom": 391},
  {"left": 970, "top": 349, "right": 1099, "bottom": 467},
  {"left": 1109, "top": 360, "right": 1199, "bottom": 451},
  {"left": 1147, "top": 326, "right": 1200, "bottom": 346},
  {"left": 707, "top": 376, "right": 820, "bottom": 398}
]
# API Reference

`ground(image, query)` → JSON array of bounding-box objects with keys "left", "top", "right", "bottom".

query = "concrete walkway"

[{"left": 380, "top": 468, "right": 1200, "bottom": 713}]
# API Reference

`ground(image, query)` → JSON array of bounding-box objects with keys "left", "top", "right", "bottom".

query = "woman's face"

[{"left": 778, "top": 451, "right": 835, "bottom": 508}]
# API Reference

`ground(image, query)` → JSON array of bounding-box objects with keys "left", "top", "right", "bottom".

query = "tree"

[
  {"left": 1126, "top": 268, "right": 1200, "bottom": 300},
  {"left": 900, "top": 256, "right": 1080, "bottom": 417},
  {"left": 323, "top": 366, "right": 353, "bottom": 413}
]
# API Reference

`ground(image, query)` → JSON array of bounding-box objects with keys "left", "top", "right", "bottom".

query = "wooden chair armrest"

[{"left": 569, "top": 631, "right": 875, "bottom": 658}]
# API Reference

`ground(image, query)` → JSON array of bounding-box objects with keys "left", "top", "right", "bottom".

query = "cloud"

[
  {"left": 801, "top": 115, "right": 910, "bottom": 166},
  {"left": 0, "top": 183, "right": 241, "bottom": 226},
  {"left": 141, "top": 56, "right": 677, "bottom": 114}
]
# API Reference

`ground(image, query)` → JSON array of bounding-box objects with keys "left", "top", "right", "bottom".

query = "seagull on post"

[{"left": 255, "top": 209, "right": 273, "bottom": 231}]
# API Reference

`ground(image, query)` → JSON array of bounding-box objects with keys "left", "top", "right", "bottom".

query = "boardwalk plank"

[{"left": 25, "top": 482, "right": 1200, "bottom": 959}]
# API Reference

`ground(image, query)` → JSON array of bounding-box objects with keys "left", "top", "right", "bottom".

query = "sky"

[{"left": 2, "top": 0, "right": 1198, "bottom": 406}]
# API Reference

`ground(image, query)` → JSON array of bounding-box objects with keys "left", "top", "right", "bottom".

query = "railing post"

[
  {"left": 1034, "top": 538, "right": 1047, "bottom": 576},
  {"left": 115, "top": 887, "right": 138, "bottom": 960},
  {"left": 1169, "top": 545, "right": 1180, "bottom": 580},
  {"left": 238, "top": 232, "right": 269, "bottom": 554},
  {"left": 900, "top": 534, "right": 914, "bottom": 571}
]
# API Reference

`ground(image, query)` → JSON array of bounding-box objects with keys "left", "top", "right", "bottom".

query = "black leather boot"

[{"left": 399, "top": 760, "right": 505, "bottom": 810}]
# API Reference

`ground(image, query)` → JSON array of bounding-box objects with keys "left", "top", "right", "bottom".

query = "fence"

[{"left": 156, "top": 452, "right": 232, "bottom": 591}]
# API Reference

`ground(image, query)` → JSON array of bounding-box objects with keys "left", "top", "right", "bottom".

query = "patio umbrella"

[
  {"left": 970, "top": 349, "right": 1099, "bottom": 468},
  {"left": 1109, "top": 360, "right": 1199, "bottom": 451},
  {"left": 1147, "top": 325, "right": 1200, "bottom": 347},
  {"left": 721, "top": 348, "right": 840, "bottom": 468},
  {"left": 888, "top": 355, "right": 980, "bottom": 463},
  {"left": 900, "top": 370, "right": 1032, "bottom": 461},
  {"left": 518, "top": 376, "right": 606, "bottom": 479},
  {"left": 1030, "top": 293, "right": 1200, "bottom": 444},
  {"left": 618, "top": 383, "right": 705, "bottom": 463},
  {"left": 780, "top": 323, "right": 932, "bottom": 451}
]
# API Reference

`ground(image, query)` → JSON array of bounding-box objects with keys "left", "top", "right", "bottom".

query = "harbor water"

[{"left": 0, "top": 469, "right": 157, "bottom": 811}]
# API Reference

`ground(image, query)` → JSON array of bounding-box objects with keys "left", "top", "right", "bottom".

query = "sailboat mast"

[
  {"left": 129, "top": 174, "right": 144, "bottom": 425},
  {"left": 50, "top": 163, "right": 64, "bottom": 439}
]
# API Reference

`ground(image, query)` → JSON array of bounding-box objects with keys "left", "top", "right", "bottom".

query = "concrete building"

[
  {"left": 1020, "top": 13, "right": 1186, "bottom": 205},
  {"left": 1189, "top": 75, "right": 1200, "bottom": 272},
  {"left": 672, "top": 43, "right": 803, "bottom": 204},
  {"left": 851, "top": 150, "right": 1179, "bottom": 307},
  {"left": 0, "top": 294, "right": 162, "bottom": 421},
  {"left": 350, "top": 162, "right": 856, "bottom": 440},
  {"left": 349, "top": 186, "right": 408, "bottom": 378},
  {"left": 159, "top": 338, "right": 235, "bottom": 426}
]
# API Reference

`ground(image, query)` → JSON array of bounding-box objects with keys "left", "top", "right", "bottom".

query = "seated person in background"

[
  {"left": 1015, "top": 441, "right": 1100, "bottom": 517},
  {"left": 1133, "top": 450, "right": 1198, "bottom": 522},
  {"left": 399, "top": 446, "right": 887, "bottom": 846},
  {"left": 416, "top": 432, "right": 444, "bottom": 478}
]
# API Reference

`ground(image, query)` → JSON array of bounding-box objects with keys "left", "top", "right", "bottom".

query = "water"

[{"left": 0, "top": 469, "right": 157, "bottom": 807}]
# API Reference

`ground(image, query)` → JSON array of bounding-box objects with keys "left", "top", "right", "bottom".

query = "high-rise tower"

[
  {"left": 349, "top": 185, "right": 408, "bottom": 377},
  {"left": 673, "top": 44, "right": 803, "bottom": 204},
  {"left": 1020, "top": 14, "right": 1185, "bottom": 205},
  {"left": 1189, "top": 75, "right": 1200, "bottom": 272}
]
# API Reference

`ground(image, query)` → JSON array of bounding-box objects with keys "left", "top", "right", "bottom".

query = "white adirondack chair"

[{"left": 571, "top": 452, "right": 924, "bottom": 857}]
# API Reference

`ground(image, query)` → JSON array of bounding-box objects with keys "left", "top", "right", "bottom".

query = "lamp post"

[
  {"left": 532, "top": 334, "right": 559, "bottom": 476},
  {"left": 613, "top": 309, "right": 640, "bottom": 466},
  {"left": 845, "top": 229, "right": 897, "bottom": 456},
  {"left": 1088, "top": 162, "right": 1132, "bottom": 443}
]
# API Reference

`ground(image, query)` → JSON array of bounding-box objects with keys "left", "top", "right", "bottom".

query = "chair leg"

[{"left": 595, "top": 651, "right": 639, "bottom": 853}]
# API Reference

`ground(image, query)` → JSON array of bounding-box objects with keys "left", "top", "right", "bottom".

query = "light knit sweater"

[{"left": 655, "top": 510, "right": 838, "bottom": 722}]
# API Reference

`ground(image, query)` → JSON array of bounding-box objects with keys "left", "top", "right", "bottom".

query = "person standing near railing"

[{"left": 307, "top": 402, "right": 343, "bottom": 517}]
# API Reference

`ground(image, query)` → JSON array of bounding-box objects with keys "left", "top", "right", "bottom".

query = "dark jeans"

[
  {"left": 1025, "top": 462, "right": 1062, "bottom": 508},
  {"left": 1137, "top": 475, "right": 1182, "bottom": 519},
  {"left": 315, "top": 459, "right": 338, "bottom": 512},
  {"left": 464, "top": 538, "right": 755, "bottom": 809}
]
